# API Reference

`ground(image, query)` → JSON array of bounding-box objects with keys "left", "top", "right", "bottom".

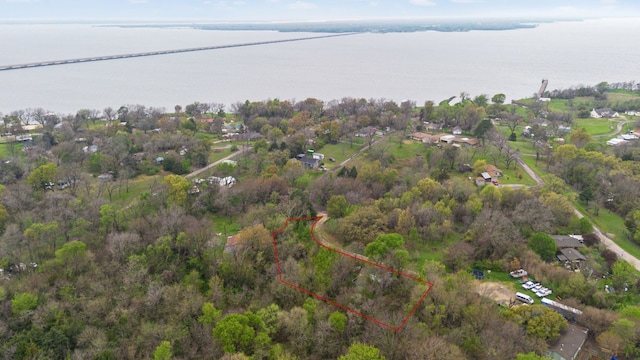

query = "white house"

[{"left": 591, "top": 108, "right": 619, "bottom": 118}]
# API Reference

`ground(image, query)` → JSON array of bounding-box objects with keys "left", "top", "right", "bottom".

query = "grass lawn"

[
  {"left": 317, "top": 142, "right": 362, "bottom": 170},
  {"left": 0, "top": 142, "right": 23, "bottom": 157},
  {"left": 607, "top": 89, "right": 640, "bottom": 101},
  {"left": 546, "top": 99, "right": 572, "bottom": 113},
  {"left": 482, "top": 270, "right": 518, "bottom": 284},
  {"left": 520, "top": 155, "right": 548, "bottom": 179},
  {"left": 212, "top": 216, "right": 241, "bottom": 238},
  {"left": 573, "top": 202, "right": 640, "bottom": 259},
  {"left": 410, "top": 244, "right": 445, "bottom": 270},
  {"left": 108, "top": 174, "right": 163, "bottom": 204},
  {"left": 498, "top": 165, "right": 537, "bottom": 186},
  {"left": 494, "top": 125, "right": 537, "bottom": 154},
  {"left": 386, "top": 139, "right": 429, "bottom": 161},
  {"left": 208, "top": 147, "right": 237, "bottom": 163},
  {"left": 574, "top": 118, "right": 619, "bottom": 136}
]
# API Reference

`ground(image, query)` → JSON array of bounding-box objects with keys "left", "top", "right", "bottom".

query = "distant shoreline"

[{"left": 108, "top": 20, "right": 544, "bottom": 33}]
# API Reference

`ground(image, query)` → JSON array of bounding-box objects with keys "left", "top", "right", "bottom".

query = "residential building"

[
  {"left": 547, "top": 323, "right": 588, "bottom": 360},
  {"left": 552, "top": 235, "right": 587, "bottom": 270},
  {"left": 590, "top": 108, "right": 619, "bottom": 118},
  {"left": 485, "top": 164, "right": 502, "bottom": 179}
]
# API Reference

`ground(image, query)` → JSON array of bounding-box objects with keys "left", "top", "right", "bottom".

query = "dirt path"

[
  {"left": 592, "top": 117, "right": 634, "bottom": 138},
  {"left": 312, "top": 213, "right": 422, "bottom": 277},
  {"left": 475, "top": 282, "right": 515, "bottom": 306},
  {"left": 312, "top": 213, "right": 369, "bottom": 262},
  {"left": 184, "top": 145, "right": 250, "bottom": 179}
]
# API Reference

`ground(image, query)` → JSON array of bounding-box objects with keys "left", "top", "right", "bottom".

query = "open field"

[
  {"left": 574, "top": 118, "right": 620, "bottom": 136},
  {"left": 607, "top": 89, "right": 640, "bottom": 101},
  {"left": 316, "top": 141, "right": 362, "bottom": 170},
  {"left": 0, "top": 143, "right": 22, "bottom": 157},
  {"left": 208, "top": 146, "right": 235, "bottom": 163},
  {"left": 108, "top": 174, "right": 163, "bottom": 204}
]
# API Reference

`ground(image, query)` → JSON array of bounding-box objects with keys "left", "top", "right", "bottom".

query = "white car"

[
  {"left": 536, "top": 289, "right": 552, "bottom": 297},
  {"left": 522, "top": 281, "right": 535, "bottom": 290}
]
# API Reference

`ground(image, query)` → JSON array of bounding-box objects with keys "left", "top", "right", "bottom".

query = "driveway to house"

[
  {"left": 572, "top": 209, "right": 640, "bottom": 271},
  {"left": 185, "top": 145, "right": 250, "bottom": 179},
  {"left": 592, "top": 117, "right": 635, "bottom": 138},
  {"left": 516, "top": 157, "right": 640, "bottom": 272}
]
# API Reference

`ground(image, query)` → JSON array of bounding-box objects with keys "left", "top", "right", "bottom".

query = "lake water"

[{"left": 0, "top": 18, "right": 639, "bottom": 115}]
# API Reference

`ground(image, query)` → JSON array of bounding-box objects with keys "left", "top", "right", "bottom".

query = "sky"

[{"left": 1, "top": 0, "right": 639, "bottom": 22}]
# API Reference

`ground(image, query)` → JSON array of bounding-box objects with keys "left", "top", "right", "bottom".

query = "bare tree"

[
  {"left": 30, "top": 108, "right": 47, "bottom": 126},
  {"left": 504, "top": 146, "right": 519, "bottom": 170},
  {"left": 103, "top": 107, "right": 115, "bottom": 121},
  {"left": 505, "top": 114, "right": 522, "bottom": 136}
]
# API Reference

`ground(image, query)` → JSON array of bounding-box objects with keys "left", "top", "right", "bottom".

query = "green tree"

[
  {"left": 577, "top": 217, "right": 593, "bottom": 234},
  {"left": 338, "top": 342, "right": 385, "bottom": 360},
  {"left": 504, "top": 304, "right": 568, "bottom": 341},
  {"left": 54, "top": 240, "right": 86, "bottom": 275},
  {"left": 473, "top": 119, "right": 493, "bottom": 146},
  {"left": 327, "top": 195, "right": 348, "bottom": 218},
  {"left": 528, "top": 232, "right": 557, "bottom": 261},
  {"left": 99, "top": 204, "right": 125, "bottom": 233},
  {"left": 164, "top": 174, "right": 191, "bottom": 206},
  {"left": 213, "top": 312, "right": 270, "bottom": 355},
  {"left": 570, "top": 128, "right": 592, "bottom": 149},
  {"left": 364, "top": 233, "right": 404, "bottom": 259},
  {"left": 198, "top": 302, "right": 222, "bottom": 326},
  {"left": 339, "top": 205, "right": 387, "bottom": 244},
  {"left": 491, "top": 93, "right": 506, "bottom": 105},
  {"left": 473, "top": 94, "right": 489, "bottom": 107},
  {"left": 26, "top": 163, "right": 58, "bottom": 191},
  {"left": 214, "top": 314, "right": 256, "bottom": 354},
  {"left": 23, "top": 221, "right": 59, "bottom": 262},
  {"left": 610, "top": 260, "right": 637, "bottom": 292},
  {"left": 256, "top": 304, "right": 280, "bottom": 336},
  {"left": 153, "top": 341, "right": 172, "bottom": 360},
  {"left": 11, "top": 292, "right": 38, "bottom": 316},
  {"left": 328, "top": 311, "right": 347, "bottom": 333}
]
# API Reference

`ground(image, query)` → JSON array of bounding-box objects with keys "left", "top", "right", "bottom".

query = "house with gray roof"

[{"left": 590, "top": 108, "right": 619, "bottom": 118}]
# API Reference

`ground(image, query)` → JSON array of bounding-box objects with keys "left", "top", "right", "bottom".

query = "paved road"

[{"left": 515, "top": 156, "right": 640, "bottom": 272}]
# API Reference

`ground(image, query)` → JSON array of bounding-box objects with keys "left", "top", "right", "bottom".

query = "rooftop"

[
  {"left": 557, "top": 248, "right": 587, "bottom": 262},
  {"left": 552, "top": 235, "right": 584, "bottom": 249},
  {"left": 548, "top": 323, "right": 588, "bottom": 360}
]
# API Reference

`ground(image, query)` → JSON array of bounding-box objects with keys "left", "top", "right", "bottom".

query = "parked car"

[
  {"left": 536, "top": 289, "right": 552, "bottom": 297},
  {"left": 522, "top": 281, "right": 536, "bottom": 290},
  {"left": 329, "top": 157, "right": 336, "bottom": 162},
  {"left": 492, "top": 180, "right": 499, "bottom": 186},
  {"left": 509, "top": 269, "right": 528, "bottom": 278}
]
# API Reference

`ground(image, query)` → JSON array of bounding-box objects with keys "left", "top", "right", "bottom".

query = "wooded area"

[{"left": 0, "top": 83, "right": 639, "bottom": 359}]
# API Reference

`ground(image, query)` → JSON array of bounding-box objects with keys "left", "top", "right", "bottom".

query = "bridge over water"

[{"left": 0, "top": 33, "right": 358, "bottom": 72}]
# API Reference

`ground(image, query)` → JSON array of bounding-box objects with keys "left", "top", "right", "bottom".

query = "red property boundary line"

[{"left": 271, "top": 215, "right": 434, "bottom": 331}]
